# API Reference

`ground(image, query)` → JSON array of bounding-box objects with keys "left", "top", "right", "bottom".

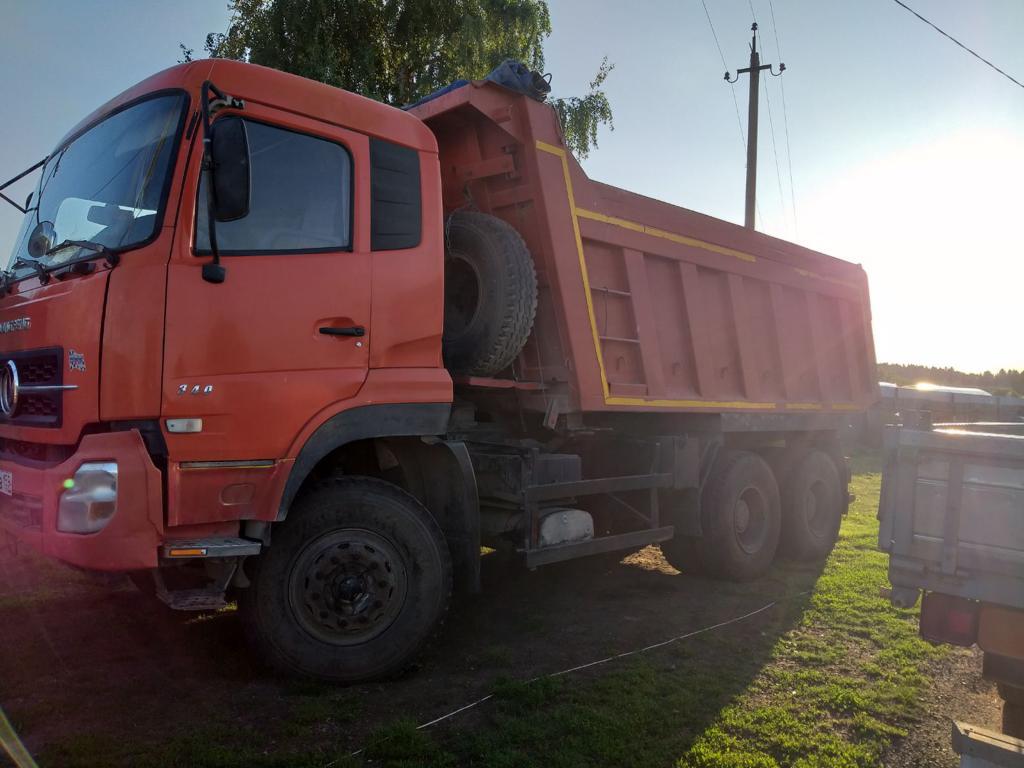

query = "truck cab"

[{"left": 0, "top": 60, "right": 451, "bottom": 572}]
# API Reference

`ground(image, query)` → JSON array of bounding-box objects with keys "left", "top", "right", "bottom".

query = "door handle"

[{"left": 319, "top": 325, "right": 365, "bottom": 337}]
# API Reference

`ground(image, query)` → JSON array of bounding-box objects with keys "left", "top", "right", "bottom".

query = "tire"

[
  {"left": 442, "top": 211, "right": 537, "bottom": 376},
  {"left": 240, "top": 476, "right": 452, "bottom": 683},
  {"left": 685, "top": 450, "right": 781, "bottom": 581},
  {"left": 779, "top": 450, "right": 843, "bottom": 562}
]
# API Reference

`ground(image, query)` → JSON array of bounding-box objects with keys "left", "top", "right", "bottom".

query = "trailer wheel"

[
  {"left": 240, "top": 476, "right": 452, "bottom": 682},
  {"left": 779, "top": 450, "right": 843, "bottom": 562},
  {"left": 696, "top": 450, "right": 781, "bottom": 581},
  {"left": 442, "top": 211, "right": 537, "bottom": 376}
]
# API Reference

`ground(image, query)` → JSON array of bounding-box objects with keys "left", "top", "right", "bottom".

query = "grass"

[{"left": 22, "top": 454, "right": 941, "bottom": 767}]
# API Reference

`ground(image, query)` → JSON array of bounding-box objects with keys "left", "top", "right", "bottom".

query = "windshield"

[{"left": 5, "top": 91, "right": 188, "bottom": 275}]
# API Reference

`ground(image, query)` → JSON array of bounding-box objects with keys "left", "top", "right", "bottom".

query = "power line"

[
  {"left": 889, "top": 0, "right": 1024, "bottom": 90},
  {"left": 767, "top": 0, "right": 798, "bottom": 237},
  {"left": 701, "top": 0, "right": 747, "bottom": 148},
  {"left": 759, "top": 30, "right": 786, "bottom": 224}
]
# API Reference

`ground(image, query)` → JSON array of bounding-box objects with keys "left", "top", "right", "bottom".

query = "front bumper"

[{"left": 0, "top": 430, "right": 163, "bottom": 571}]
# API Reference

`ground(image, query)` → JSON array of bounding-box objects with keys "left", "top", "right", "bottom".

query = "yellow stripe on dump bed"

[
  {"left": 534, "top": 139, "right": 859, "bottom": 413},
  {"left": 575, "top": 207, "right": 758, "bottom": 263}
]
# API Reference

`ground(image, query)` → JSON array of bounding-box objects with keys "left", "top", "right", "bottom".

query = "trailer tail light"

[
  {"left": 919, "top": 592, "right": 979, "bottom": 647},
  {"left": 57, "top": 462, "right": 118, "bottom": 534}
]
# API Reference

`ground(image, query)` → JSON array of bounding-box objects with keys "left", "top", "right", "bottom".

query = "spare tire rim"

[
  {"left": 733, "top": 486, "right": 769, "bottom": 555},
  {"left": 288, "top": 528, "right": 408, "bottom": 646},
  {"left": 443, "top": 252, "right": 482, "bottom": 339}
]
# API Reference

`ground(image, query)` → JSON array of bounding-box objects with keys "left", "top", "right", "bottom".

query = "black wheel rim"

[
  {"left": 443, "top": 252, "right": 482, "bottom": 339},
  {"left": 733, "top": 486, "right": 769, "bottom": 555},
  {"left": 288, "top": 528, "right": 408, "bottom": 646},
  {"left": 804, "top": 480, "right": 830, "bottom": 538}
]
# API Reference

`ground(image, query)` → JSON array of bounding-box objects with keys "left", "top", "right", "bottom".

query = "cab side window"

[{"left": 196, "top": 119, "right": 352, "bottom": 253}]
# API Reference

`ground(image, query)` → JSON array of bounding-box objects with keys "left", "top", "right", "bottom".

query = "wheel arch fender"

[
  {"left": 277, "top": 402, "right": 451, "bottom": 520},
  {"left": 384, "top": 437, "right": 481, "bottom": 594}
]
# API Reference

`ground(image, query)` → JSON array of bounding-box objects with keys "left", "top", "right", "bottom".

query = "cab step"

[
  {"left": 156, "top": 588, "right": 229, "bottom": 612},
  {"left": 160, "top": 537, "right": 261, "bottom": 560}
]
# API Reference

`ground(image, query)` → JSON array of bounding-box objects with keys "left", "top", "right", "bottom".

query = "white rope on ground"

[{"left": 346, "top": 590, "right": 810, "bottom": 760}]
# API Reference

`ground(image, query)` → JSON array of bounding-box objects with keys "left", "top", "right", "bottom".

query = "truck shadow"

[{"left": 0, "top": 546, "right": 822, "bottom": 763}]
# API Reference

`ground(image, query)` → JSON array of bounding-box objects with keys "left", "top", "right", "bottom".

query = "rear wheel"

[
  {"left": 665, "top": 450, "right": 781, "bottom": 581},
  {"left": 779, "top": 450, "right": 843, "bottom": 561},
  {"left": 240, "top": 476, "right": 452, "bottom": 682}
]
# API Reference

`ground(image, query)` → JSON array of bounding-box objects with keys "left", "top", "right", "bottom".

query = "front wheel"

[{"left": 240, "top": 476, "right": 452, "bottom": 683}]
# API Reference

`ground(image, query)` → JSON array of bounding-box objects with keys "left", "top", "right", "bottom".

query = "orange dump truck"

[{"left": 0, "top": 60, "right": 877, "bottom": 681}]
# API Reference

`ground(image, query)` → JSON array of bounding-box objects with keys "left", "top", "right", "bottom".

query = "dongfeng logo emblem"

[
  {"left": 0, "top": 317, "right": 30, "bottom": 335},
  {"left": 0, "top": 360, "right": 19, "bottom": 417}
]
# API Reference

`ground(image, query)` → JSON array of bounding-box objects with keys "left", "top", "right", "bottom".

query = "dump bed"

[
  {"left": 411, "top": 81, "right": 878, "bottom": 416},
  {"left": 879, "top": 427, "right": 1024, "bottom": 611}
]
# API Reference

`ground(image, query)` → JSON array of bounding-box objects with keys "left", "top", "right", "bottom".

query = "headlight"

[{"left": 57, "top": 462, "right": 118, "bottom": 534}]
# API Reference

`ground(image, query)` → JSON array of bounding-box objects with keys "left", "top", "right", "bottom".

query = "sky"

[{"left": 1, "top": 0, "right": 1022, "bottom": 373}]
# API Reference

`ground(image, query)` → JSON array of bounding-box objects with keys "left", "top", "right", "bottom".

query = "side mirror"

[{"left": 210, "top": 117, "right": 250, "bottom": 222}]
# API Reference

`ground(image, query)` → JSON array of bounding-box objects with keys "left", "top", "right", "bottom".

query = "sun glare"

[{"left": 798, "top": 127, "right": 1024, "bottom": 373}]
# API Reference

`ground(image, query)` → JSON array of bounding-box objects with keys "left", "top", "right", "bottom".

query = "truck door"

[{"left": 163, "top": 107, "right": 371, "bottom": 463}]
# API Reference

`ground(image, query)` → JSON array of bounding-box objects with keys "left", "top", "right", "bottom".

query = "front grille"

[
  {"left": 20, "top": 359, "right": 59, "bottom": 383},
  {"left": 0, "top": 347, "right": 64, "bottom": 428}
]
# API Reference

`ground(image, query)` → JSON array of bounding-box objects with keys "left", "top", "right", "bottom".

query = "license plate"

[{"left": 0, "top": 470, "right": 12, "bottom": 496}]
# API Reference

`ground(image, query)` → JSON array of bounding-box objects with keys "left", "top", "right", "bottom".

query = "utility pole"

[{"left": 726, "top": 24, "right": 785, "bottom": 230}]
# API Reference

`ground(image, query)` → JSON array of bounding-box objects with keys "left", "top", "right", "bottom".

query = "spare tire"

[{"left": 443, "top": 211, "right": 537, "bottom": 376}]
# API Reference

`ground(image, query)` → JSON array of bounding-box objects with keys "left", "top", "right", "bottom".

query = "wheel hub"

[
  {"left": 805, "top": 481, "right": 828, "bottom": 537},
  {"left": 733, "top": 487, "right": 768, "bottom": 555},
  {"left": 734, "top": 499, "right": 751, "bottom": 533},
  {"left": 289, "top": 529, "right": 407, "bottom": 646}
]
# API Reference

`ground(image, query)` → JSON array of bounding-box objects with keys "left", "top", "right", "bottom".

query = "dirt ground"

[
  {"left": 0, "top": 543, "right": 1006, "bottom": 766},
  {"left": 884, "top": 644, "right": 1003, "bottom": 767}
]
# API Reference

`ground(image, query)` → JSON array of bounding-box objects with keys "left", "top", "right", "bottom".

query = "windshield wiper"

[{"left": 45, "top": 239, "right": 120, "bottom": 267}]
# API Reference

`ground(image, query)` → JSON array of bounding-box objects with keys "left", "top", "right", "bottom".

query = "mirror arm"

[{"left": 199, "top": 81, "right": 243, "bottom": 285}]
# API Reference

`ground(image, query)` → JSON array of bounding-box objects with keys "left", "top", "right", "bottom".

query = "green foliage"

[
  {"left": 196, "top": 0, "right": 612, "bottom": 158},
  {"left": 552, "top": 57, "right": 614, "bottom": 159}
]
